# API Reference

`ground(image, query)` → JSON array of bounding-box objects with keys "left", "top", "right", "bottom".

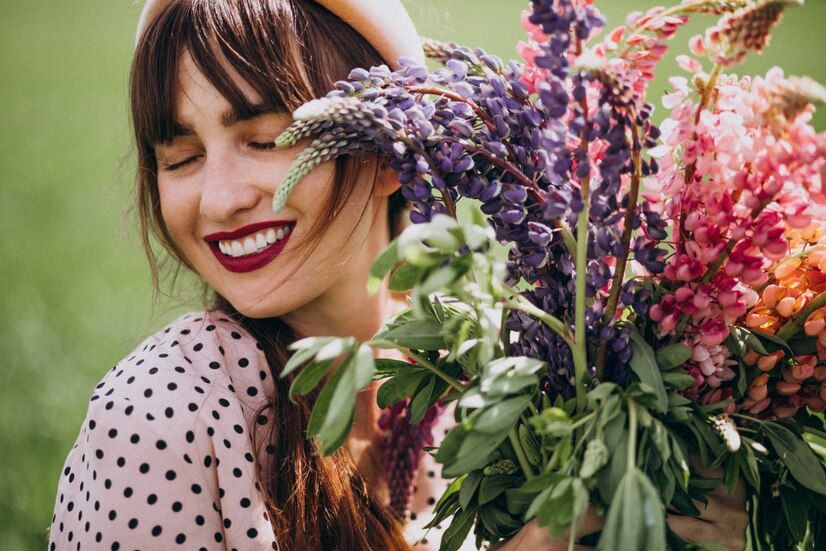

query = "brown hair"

[{"left": 127, "top": 0, "right": 412, "bottom": 549}]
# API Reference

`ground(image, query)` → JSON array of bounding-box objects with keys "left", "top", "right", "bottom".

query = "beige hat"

[{"left": 135, "top": 0, "right": 425, "bottom": 69}]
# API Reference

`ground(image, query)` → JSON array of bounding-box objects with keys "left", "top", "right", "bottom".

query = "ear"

[{"left": 373, "top": 161, "right": 401, "bottom": 199}]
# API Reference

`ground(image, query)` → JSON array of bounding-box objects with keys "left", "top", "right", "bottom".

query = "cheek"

[{"left": 157, "top": 180, "right": 198, "bottom": 246}]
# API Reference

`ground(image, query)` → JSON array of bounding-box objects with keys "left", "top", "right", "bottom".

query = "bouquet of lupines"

[{"left": 274, "top": 0, "right": 826, "bottom": 548}]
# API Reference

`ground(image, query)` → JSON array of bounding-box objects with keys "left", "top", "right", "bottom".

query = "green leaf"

[
  {"left": 519, "top": 424, "right": 541, "bottom": 467},
  {"left": 379, "top": 319, "right": 446, "bottom": 350},
  {"left": 459, "top": 471, "right": 482, "bottom": 510},
  {"left": 781, "top": 488, "right": 809, "bottom": 541},
  {"left": 580, "top": 438, "right": 610, "bottom": 479},
  {"left": 288, "top": 358, "right": 333, "bottom": 399},
  {"left": 474, "top": 395, "right": 531, "bottom": 434},
  {"left": 314, "top": 338, "right": 354, "bottom": 362},
  {"left": 598, "top": 468, "right": 666, "bottom": 551},
  {"left": 352, "top": 343, "right": 376, "bottom": 389},
  {"left": 367, "top": 240, "right": 400, "bottom": 296},
  {"left": 739, "top": 444, "right": 760, "bottom": 488},
  {"left": 371, "top": 358, "right": 414, "bottom": 379},
  {"left": 418, "top": 255, "right": 472, "bottom": 296},
  {"left": 694, "top": 542, "right": 730, "bottom": 551},
  {"left": 425, "top": 476, "right": 463, "bottom": 529},
  {"left": 388, "top": 261, "right": 428, "bottom": 291},
  {"left": 434, "top": 423, "right": 471, "bottom": 466},
  {"left": 627, "top": 328, "right": 668, "bottom": 413},
  {"left": 661, "top": 371, "right": 696, "bottom": 390},
  {"left": 377, "top": 369, "right": 429, "bottom": 408},
  {"left": 479, "top": 474, "right": 513, "bottom": 505},
  {"left": 409, "top": 376, "right": 436, "bottom": 424},
  {"left": 281, "top": 336, "right": 338, "bottom": 376},
  {"left": 447, "top": 430, "right": 510, "bottom": 477},
  {"left": 307, "top": 365, "right": 345, "bottom": 436},
  {"left": 314, "top": 350, "right": 358, "bottom": 455},
  {"left": 764, "top": 422, "right": 826, "bottom": 495},
  {"left": 655, "top": 343, "right": 692, "bottom": 370},
  {"left": 441, "top": 502, "right": 476, "bottom": 551},
  {"left": 478, "top": 502, "right": 522, "bottom": 538}
]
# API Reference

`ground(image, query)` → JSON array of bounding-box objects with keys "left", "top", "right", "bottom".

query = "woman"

[{"left": 48, "top": 1, "right": 749, "bottom": 549}]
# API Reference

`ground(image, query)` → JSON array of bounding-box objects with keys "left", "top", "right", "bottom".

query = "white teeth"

[
  {"left": 255, "top": 233, "right": 268, "bottom": 249},
  {"left": 218, "top": 224, "right": 293, "bottom": 258},
  {"left": 243, "top": 237, "right": 257, "bottom": 255}
]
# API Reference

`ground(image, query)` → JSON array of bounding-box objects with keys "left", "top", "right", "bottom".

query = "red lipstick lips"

[{"left": 204, "top": 220, "right": 295, "bottom": 274}]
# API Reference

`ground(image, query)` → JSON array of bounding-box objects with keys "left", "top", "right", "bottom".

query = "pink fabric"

[{"left": 48, "top": 309, "right": 483, "bottom": 550}]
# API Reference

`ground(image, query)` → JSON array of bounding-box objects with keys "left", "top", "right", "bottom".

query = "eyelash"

[{"left": 162, "top": 141, "right": 278, "bottom": 172}]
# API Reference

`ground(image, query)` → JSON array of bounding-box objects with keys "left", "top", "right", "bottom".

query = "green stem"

[
  {"left": 627, "top": 399, "right": 638, "bottom": 470},
  {"left": 573, "top": 188, "right": 590, "bottom": 413},
  {"left": 500, "top": 305, "right": 511, "bottom": 356},
  {"left": 804, "top": 426, "right": 826, "bottom": 441},
  {"left": 777, "top": 291, "right": 826, "bottom": 341},
  {"left": 401, "top": 349, "right": 464, "bottom": 391},
  {"left": 502, "top": 295, "right": 574, "bottom": 346},
  {"left": 509, "top": 427, "right": 536, "bottom": 479}
]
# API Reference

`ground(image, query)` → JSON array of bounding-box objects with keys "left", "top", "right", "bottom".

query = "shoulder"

[
  {"left": 81, "top": 309, "right": 274, "bottom": 459},
  {"left": 90, "top": 309, "right": 267, "bottom": 409}
]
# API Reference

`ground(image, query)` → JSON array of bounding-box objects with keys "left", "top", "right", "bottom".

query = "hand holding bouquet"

[{"left": 273, "top": 1, "right": 826, "bottom": 548}]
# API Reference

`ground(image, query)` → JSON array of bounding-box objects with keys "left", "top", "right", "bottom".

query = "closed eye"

[
  {"left": 249, "top": 141, "right": 277, "bottom": 150},
  {"left": 161, "top": 141, "right": 277, "bottom": 172}
]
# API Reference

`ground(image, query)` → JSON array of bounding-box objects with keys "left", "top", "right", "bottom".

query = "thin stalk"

[
  {"left": 627, "top": 399, "right": 638, "bottom": 469},
  {"left": 509, "top": 428, "right": 536, "bottom": 479},
  {"left": 678, "top": 63, "right": 722, "bottom": 244},
  {"left": 777, "top": 291, "right": 826, "bottom": 341},
  {"left": 804, "top": 426, "right": 826, "bottom": 441},
  {"left": 401, "top": 348, "right": 464, "bottom": 391},
  {"left": 500, "top": 306, "right": 511, "bottom": 356},
  {"left": 572, "top": 61, "right": 592, "bottom": 414},
  {"left": 596, "top": 115, "right": 643, "bottom": 378},
  {"left": 502, "top": 294, "right": 574, "bottom": 346},
  {"left": 408, "top": 86, "right": 498, "bottom": 132}
]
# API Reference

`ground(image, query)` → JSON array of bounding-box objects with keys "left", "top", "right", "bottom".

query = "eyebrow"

[{"left": 169, "top": 102, "right": 280, "bottom": 139}]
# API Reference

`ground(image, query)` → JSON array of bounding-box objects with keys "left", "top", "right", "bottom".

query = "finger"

[
  {"left": 667, "top": 513, "right": 746, "bottom": 550},
  {"left": 666, "top": 514, "right": 716, "bottom": 545},
  {"left": 519, "top": 511, "right": 604, "bottom": 547},
  {"left": 564, "top": 506, "right": 605, "bottom": 541}
]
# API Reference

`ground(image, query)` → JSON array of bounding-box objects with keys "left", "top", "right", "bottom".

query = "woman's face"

[{"left": 154, "top": 49, "right": 394, "bottom": 318}]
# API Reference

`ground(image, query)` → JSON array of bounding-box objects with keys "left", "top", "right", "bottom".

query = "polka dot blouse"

[{"left": 48, "top": 310, "right": 485, "bottom": 550}]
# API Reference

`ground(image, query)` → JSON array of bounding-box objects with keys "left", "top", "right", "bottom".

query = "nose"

[{"left": 198, "top": 148, "right": 262, "bottom": 223}]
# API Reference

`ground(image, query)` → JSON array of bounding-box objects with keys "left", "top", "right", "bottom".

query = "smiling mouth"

[{"left": 207, "top": 222, "right": 295, "bottom": 274}]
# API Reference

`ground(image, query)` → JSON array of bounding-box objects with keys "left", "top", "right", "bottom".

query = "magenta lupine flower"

[{"left": 378, "top": 395, "right": 445, "bottom": 520}]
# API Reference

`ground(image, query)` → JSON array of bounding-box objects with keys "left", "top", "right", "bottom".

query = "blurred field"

[{"left": 0, "top": 1, "right": 823, "bottom": 548}]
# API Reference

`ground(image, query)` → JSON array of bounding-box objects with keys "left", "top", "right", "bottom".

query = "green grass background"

[{"left": 0, "top": 1, "right": 823, "bottom": 548}]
